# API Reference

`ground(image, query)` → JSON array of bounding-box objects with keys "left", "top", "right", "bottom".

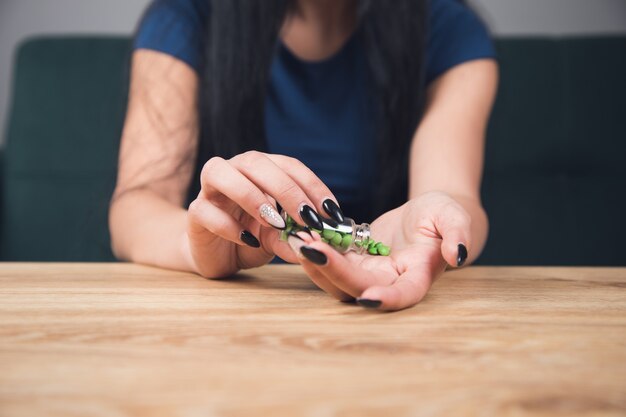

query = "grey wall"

[
  {"left": 1, "top": 0, "right": 626, "bottom": 143},
  {"left": 472, "top": 0, "right": 626, "bottom": 36}
]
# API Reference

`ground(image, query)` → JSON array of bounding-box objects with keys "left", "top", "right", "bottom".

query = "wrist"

[{"left": 179, "top": 230, "right": 201, "bottom": 275}]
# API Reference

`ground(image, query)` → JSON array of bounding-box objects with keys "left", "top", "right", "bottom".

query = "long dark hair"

[{"left": 191, "top": 0, "right": 428, "bottom": 220}]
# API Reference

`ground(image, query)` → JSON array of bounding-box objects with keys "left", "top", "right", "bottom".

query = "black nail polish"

[
  {"left": 321, "top": 216, "right": 339, "bottom": 229},
  {"left": 299, "top": 205, "right": 324, "bottom": 230},
  {"left": 300, "top": 246, "right": 327, "bottom": 265},
  {"left": 322, "top": 199, "right": 344, "bottom": 223},
  {"left": 275, "top": 201, "right": 283, "bottom": 214},
  {"left": 457, "top": 243, "right": 468, "bottom": 267},
  {"left": 356, "top": 298, "right": 382, "bottom": 309},
  {"left": 240, "top": 230, "right": 260, "bottom": 248}
]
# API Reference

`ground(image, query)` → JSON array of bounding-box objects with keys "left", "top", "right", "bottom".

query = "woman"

[{"left": 109, "top": 0, "right": 498, "bottom": 311}]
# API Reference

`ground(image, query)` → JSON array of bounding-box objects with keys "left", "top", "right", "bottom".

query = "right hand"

[{"left": 186, "top": 151, "right": 345, "bottom": 278}]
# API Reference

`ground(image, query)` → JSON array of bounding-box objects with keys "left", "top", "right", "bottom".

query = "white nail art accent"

[{"left": 259, "top": 203, "right": 286, "bottom": 229}]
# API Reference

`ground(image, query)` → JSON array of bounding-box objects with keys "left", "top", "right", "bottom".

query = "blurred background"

[{"left": 2, "top": 0, "right": 626, "bottom": 140}]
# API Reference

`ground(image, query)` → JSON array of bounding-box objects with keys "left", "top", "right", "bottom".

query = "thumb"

[{"left": 434, "top": 203, "right": 471, "bottom": 267}]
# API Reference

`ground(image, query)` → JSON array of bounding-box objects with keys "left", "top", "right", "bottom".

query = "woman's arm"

[
  {"left": 111, "top": 50, "right": 344, "bottom": 277},
  {"left": 408, "top": 58, "right": 498, "bottom": 264},
  {"left": 109, "top": 49, "right": 199, "bottom": 272},
  {"left": 288, "top": 59, "right": 498, "bottom": 310}
]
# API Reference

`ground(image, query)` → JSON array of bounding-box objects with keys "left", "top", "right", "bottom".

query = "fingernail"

[
  {"left": 457, "top": 243, "right": 468, "bottom": 267},
  {"left": 322, "top": 199, "right": 344, "bottom": 223},
  {"left": 356, "top": 298, "right": 382, "bottom": 309},
  {"left": 321, "top": 216, "right": 339, "bottom": 229},
  {"left": 240, "top": 230, "right": 260, "bottom": 248},
  {"left": 287, "top": 233, "right": 305, "bottom": 253},
  {"left": 260, "top": 203, "right": 286, "bottom": 229},
  {"left": 276, "top": 201, "right": 283, "bottom": 214},
  {"left": 300, "top": 246, "right": 327, "bottom": 265},
  {"left": 299, "top": 204, "right": 324, "bottom": 230}
]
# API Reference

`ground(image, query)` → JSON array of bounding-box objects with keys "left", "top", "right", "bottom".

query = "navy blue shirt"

[{"left": 135, "top": 0, "right": 495, "bottom": 222}]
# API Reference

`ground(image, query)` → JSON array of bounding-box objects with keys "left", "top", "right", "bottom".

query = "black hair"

[{"left": 190, "top": 0, "right": 428, "bottom": 221}]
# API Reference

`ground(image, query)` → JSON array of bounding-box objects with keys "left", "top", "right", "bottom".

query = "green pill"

[
  {"left": 368, "top": 246, "right": 378, "bottom": 255},
  {"left": 377, "top": 245, "right": 390, "bottom": 256},
  {"left": 331, "top": 233, "right": 343, "bottom": 246},
  {"left": 322, "top": 229, "right": 336, "bottom": 240},
  {"left": 321, "top": 238, "right": 329, "bottom": 244},
  {"left": 341, "top": 234, "right": 352, "bottom": 248}
]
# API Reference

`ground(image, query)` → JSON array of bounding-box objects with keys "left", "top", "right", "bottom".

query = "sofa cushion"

[
  {"left": 1, "top": 37, "right": 130, "bottom": 261},
  {"left": 479, "top": 37, "right": 626, "bottom": 265}
]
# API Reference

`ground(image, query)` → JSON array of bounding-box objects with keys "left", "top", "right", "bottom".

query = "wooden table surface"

[{"left": 0, "top": 263, "right": 624, "bottom": 417}]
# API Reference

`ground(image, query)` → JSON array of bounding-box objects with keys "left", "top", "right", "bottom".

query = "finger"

[
  {"left": 230, "top": 151, "right": 326, "bottom": 230},
  {"left": 201, "top": 156, "right": 286, "bottom": 230},
  {"left": 286, "top": 233, "right": 352, "bottom": 301},
  {"left": 188, "top": 198, "right": 261, "bottom": 248},
  {"left": 267, "top": 154, "right": 345, "bottom": 223},
  {"left": 295, "top": 240, "right": 396, "bottom": 298},
  {"left": 435, "top": 203, "right": 472, "bottom": 267},
  {"left": 358, "top": 258, "right": 446, "bottom": 311}
]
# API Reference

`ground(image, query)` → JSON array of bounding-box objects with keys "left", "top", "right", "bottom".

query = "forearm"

[
  {"left": 109, "top": 189, "right": 196, "bottom": 273},
  {"left": 404, "top": 61, "right": 496, "bottom": 264}
]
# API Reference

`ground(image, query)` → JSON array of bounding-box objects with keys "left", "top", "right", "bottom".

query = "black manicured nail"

[
  {"left": 457, "top": 243, "right": 468, "bottom": 267},
  {"left": 322, "top": 199, "right": 344, "bottom": 223},
  {"left": 356, "top": 298, "right": 382, "bottom": 309},
  {"left": 240, "top": 230, "right": 260, "bottom": 248},
  {"left": 321, "top": 216, "right": 339, "bottom": 229},
  {"left": 300, "top": 246, "right": 327, "bottom": 265},
  {"left": 299, "top": 205, "right": 325, "bottom": 230},
  {"left": 276, "top": 201, "right": 283, "bottom": 214}
]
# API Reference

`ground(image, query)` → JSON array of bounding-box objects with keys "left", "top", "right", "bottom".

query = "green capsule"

[
  {"left": 368, "top": 246, "right": 378, "bottom": 255},
  {"left": 341, "top": 234, "right": 352, "bottom": 248},
  {"left": 322, "top": 229, "right": 336, "bottom": 240},
  {"left": 321, "top": 238, "right": 330, "bottom": 244},
  {"left": 377, "top": 245, "right": 390, "bottom": 256},
  {"left": 331, "top": 233, "right": 343, "bottom": 246}
]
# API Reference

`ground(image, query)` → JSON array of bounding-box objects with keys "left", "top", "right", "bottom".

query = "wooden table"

[{"left": 0, "top": 263, "right": 624, "bottom": 416}]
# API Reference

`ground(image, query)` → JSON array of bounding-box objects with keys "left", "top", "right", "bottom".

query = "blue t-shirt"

[{"left": 135, "top": 0, "right": 495, "bottom": 222}]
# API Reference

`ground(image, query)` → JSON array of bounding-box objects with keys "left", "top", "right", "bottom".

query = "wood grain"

[{"left": 0, "top": 263, "right": 624, "bottom": 417}]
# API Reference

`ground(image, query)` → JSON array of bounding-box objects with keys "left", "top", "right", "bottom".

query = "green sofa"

[{"left": 1, "top": 36, "right": 625, "bottom": 265}]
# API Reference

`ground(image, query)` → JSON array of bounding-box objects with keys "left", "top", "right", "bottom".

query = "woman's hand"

[
  {"left": 186, "top": 151, "right": 345, "bottom": 278},
  {"left": 287, "top": 191, "right": 476, "bottom": 311}
]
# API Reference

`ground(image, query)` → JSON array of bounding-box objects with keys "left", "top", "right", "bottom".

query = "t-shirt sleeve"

[
  {"left": 133, "top": 0, "right": 208, "bottom": 72},
  {"left": 425, "top": 0, "right": 496, "bottom": 84}
]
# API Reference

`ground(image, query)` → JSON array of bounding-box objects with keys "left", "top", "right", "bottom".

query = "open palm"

[{"left": 288, "top": 192, "right": 471, "bottom": 310}]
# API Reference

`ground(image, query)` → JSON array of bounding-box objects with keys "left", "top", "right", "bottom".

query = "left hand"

[{"left": 286, "top": 191, "right": 472, "bottom": 311}]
